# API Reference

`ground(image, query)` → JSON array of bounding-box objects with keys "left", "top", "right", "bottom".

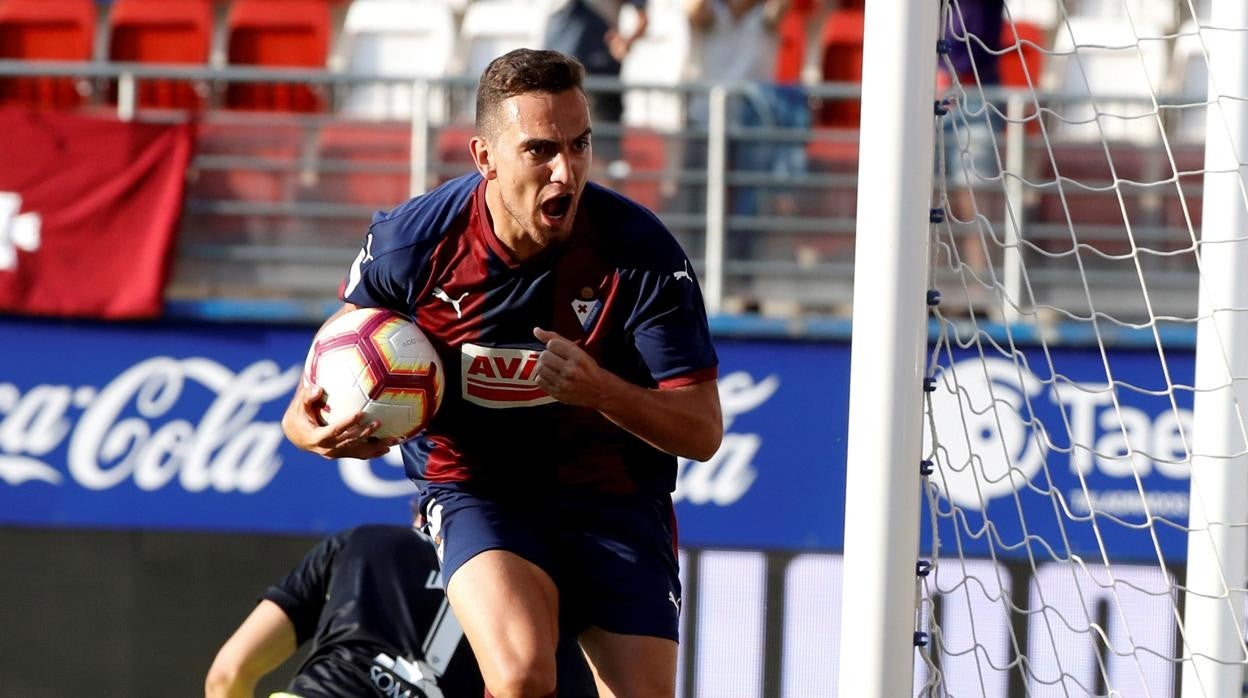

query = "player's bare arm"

[
  {"left": 533, "top": 327, "right": 723, "bottom": 461},
  {"left": 281, "top": 302, "right": 395, "bottom": 460},
  {"left": 205, "top": 600, "right": 298, "bottom": 698}
]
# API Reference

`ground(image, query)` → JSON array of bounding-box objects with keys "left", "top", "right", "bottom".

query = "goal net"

[{"left": 916, "top": 0, "right": 1248, "bottom": 696}]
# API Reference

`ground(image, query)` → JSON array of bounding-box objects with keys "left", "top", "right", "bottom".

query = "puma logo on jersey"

[
  {"left": 673, "top": 260, "right": 691, "bottom": 282},
  {"left": 344, "top": 233, "right": 375, "bottom": 297},
  {"left": 432, "top": 287, "right": 468, "bottom": 318},
  {"left": 461, "top": 343, "right": 556, "bottom": 408},
  {"left": 668, "top": 590, "right": 682, "bottom": 614}
]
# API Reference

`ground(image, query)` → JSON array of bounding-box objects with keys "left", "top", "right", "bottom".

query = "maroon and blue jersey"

[{"left": 341, "top": 173, "right": 718, "bottom": 495}]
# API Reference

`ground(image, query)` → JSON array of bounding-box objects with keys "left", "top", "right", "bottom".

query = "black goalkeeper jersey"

[{"left": 264, "top": 524, "right": 482, "bottom": 698}]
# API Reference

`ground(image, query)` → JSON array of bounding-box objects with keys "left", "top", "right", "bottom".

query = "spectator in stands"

[
  {"left": 544, "top": 0, "right": 648, "bottom": 181},
  {"left": 938, "top": 0, "right": 1005, "bottom": 295},
  {"left": 683, "top": 0, "right": 793, "bottom": 313}
]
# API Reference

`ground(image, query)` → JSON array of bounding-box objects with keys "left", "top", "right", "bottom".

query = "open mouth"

[{"left": 540, "top": 194, "right": 573, "bottom": 220}]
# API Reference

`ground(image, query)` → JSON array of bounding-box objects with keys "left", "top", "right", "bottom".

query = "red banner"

[{"left": 0, "top": 108, "right": 194, "bottom": 319}]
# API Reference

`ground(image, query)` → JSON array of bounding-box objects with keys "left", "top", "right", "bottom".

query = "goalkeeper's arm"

[{"left": 205, "top": 600, "right": 298, "bottom": 698}]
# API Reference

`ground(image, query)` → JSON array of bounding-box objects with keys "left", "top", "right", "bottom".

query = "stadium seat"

[
  {"left": 107, "top": 0, "right": 213, "bottom": 110},
  {"left": 1161, "top": 21, "right": 1208, "bottom": 229},
  {"left": 1004, "top": 0, "right": 1060, "bottom": 31},
  {"left": 1162, "top": 146, "right": 1204, "bottom": 232},
  {"left": 1166, "top": 20, "right": 1207, "bottom": 144},
  {"left": 336, "top": 0, "right": 456, "bottom": 123},
  {"left": 305, "top": 121, "right": 412, "bottom": 207},
  {"left": 225, "top": 0, "right": 331, "bottom": 112},
  {"left": 1029, "top": 140, "right": 1174, "bottom": 257},
  {"left": 774, "top": 0, "right": 813, "bottom": 84},
  {"left": 619, "top": 0, "right": 688, "bottom": 132},
  {"left": 458, "top": 0, "right": 548, "bottom": 83},
  {"left": 999, "top": 20, "right": 1046, "bottom": 88},
  {"left": 616, "top": 129, "right": 666, "bottom": 210},
  {"left": 189, "top": 118, "right": 309, "bottom": 204},
  {"left": 0, "top": 0, "right": 96, "bottom": 109},
  {"left": 998, "top": 20, "right": 1047, "bottom": 134},
  {"left": 1041, "top": 18, "right": 1168, "bottom": 144},
  {"left": 816, "top": 9, "right": 865, "bottom": 128},
  {"left": 1077, "top": 0, "right": 1177, "bottom": 33},
  {"left": 435, "top": 123, "right": 475, "bottom": 172}
]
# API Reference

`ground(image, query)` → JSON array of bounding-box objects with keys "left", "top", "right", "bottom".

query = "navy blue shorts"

[{"left": 419, "top": 482, "right": 682, "bottom": 642}]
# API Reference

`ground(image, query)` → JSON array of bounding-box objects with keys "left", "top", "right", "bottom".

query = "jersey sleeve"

[
  {"left": 631, "top": 260, "right": 719, "bottom": 387},
  {"left": 262, "top": 531, "right": 346, "bottom": 646},
  {"left": 340, "top": 173, "right": 479, "bottom": 311},
  {"left": 601, "top": 189, "right": 719, "bottom": 386}
]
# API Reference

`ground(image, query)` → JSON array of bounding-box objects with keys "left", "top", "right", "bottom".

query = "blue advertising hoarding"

[
  {"left": 0, "top": 317, "right": 1194, "bottom": 560},
  {"left": 0, "top": 318, "right": 848, "bottom": 548},
  {"left": 923, "top": 345, "right": 1194, "bottom": 563}
]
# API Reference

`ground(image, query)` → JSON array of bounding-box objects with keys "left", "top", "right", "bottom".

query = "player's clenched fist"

[
  {"left": 281, "top": 380, "right": 396, "bottom": 460},
  {"left": 532, "top": 327, "right": 607, "bottom": 408}
]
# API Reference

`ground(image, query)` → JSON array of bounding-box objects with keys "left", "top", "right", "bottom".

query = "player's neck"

[{"left": 484, "top": 181, "right": 545, "bottom": 262}]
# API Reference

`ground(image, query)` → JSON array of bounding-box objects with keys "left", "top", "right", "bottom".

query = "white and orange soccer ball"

[{"left": 303, "top": 307, "right": 445, "bottom": 440}]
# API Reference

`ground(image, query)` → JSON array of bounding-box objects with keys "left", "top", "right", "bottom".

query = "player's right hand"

[{"left": 281, "top": 380, "right": 397, "bottom": 460}]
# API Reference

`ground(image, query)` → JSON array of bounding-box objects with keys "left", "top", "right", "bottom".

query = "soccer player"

[
  {"left": 282, "top": 48, "right": 722, "bottom": 698},
  {"left": 204, "top": 522, "right": 484, "bottom": 698}
]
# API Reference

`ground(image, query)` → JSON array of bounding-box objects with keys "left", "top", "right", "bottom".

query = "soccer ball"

[{"left": 303, "top": 307, "right": 445, "bottom": 440}]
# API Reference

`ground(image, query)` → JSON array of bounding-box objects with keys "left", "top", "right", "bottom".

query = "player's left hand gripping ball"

[{"left": 304, "top": 308, "right": 446, "bottom": 440}]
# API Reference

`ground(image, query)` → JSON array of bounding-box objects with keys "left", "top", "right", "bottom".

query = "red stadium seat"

[
  {"left": 0, "top": 0, "right": 96, "bottom": 109},
  {"left": 189, "top": 117, "right": 307, "bottom": 202},
  {"left": 225, "top": 0, "right": 330, "bottom": 112},
  {"left": 435, "top": 124, "right": 476, "bottom": 169},
  {"left": 107, "top": 0, "right": 213, "bottom": 110},
  {"left": 999, "top": 20, "right": 1046, "bottom": 135},
  {"left": 306, "top": 122, "right": 412, "bottom": 207},
  {"left": 999, "top": 20, "right": 1046, "bottom": 88},
  {"left": 1162, "top": 143, "right": 1205, "bottom": 232},
  {"left": 773, "top": 2, "right": 810, "bottom": 84},
  {"left": 1031, "top": 142, "right": 1165, "bottom": 256},
  {"left": 617, "top": 129, "right": 665, "bottom": 210},
  {"left": 817, "top": 9, "right": 865, "bottom": 128}
]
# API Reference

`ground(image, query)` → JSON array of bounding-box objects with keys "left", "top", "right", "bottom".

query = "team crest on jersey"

[
  {"left": 571, "top": 286, "right": 601, "bottom": 331},
  {"left": 461, "top": 343, "right": 556, "bottom": 408}
]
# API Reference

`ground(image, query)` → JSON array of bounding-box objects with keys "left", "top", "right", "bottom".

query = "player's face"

[{"left": 477, "top": 89, "right": 592, "bottom": 257}]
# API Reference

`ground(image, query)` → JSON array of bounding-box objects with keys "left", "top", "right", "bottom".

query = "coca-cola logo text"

[
  {"left": 0, "top": 357, "right": 300, "bottom": 493},
  {"left": 0, "top": 360, "right": 777, "bottom": 509}
]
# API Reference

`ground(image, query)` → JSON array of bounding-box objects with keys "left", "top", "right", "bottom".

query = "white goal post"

[
  {"left": 837, "top": 0, "right": 939, "bottom": 695},
  {"left": 839, "top": 0, "right": 1248, "bottom": 696}
]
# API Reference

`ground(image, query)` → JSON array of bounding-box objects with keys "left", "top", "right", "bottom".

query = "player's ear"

[{"left": 469, "top": 136, "right": 496, "bottom": 180}]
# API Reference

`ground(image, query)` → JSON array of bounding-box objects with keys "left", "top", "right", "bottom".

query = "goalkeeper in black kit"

[{"left": 206, "top": 521, "right": 596, "bottom": 697}]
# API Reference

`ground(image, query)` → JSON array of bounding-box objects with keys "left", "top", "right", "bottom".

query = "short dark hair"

[{"left": 475, "top": 48, "right": 586, "bottom": 139}]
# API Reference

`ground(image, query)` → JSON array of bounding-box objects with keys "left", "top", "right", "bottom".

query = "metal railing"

[{"left": 0, "top": 60, "right": 1207, "bottom": 325}]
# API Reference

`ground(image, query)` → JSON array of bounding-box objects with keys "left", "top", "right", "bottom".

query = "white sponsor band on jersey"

[{"left": 459, "top": 343, "right": 555, "bottom": 408}]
